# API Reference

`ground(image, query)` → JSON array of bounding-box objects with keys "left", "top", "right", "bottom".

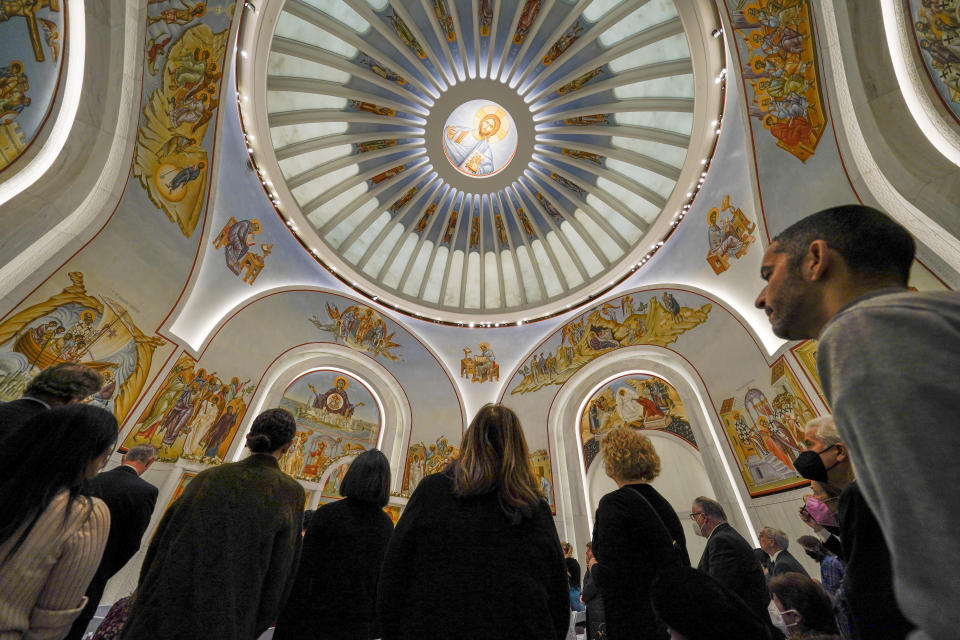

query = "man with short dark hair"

[
  {"left": 65, "top": 444, "right": 159, "bottom": 640},
  {"left": 690, "top": 496, "right": 770, "bottom": 621},
  {"left": 797, "top": 536, "right": 845, "bottom": 597},
  {"left": 755, "top": 204, "right": 959, "bottom": 640},
  {"left": 757, "top": 527, "right": 808, "bottom": 579},
  {"left": 0, "top": 363, "right": 103, "bottom": 437}
]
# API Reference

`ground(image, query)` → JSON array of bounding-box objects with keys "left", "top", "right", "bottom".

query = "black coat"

[
  {"left": 0, "top": 397, "right": 47, "bottom": 441},
  {"left": 66, "top": 466, "right": 159, "bottom": 640},
  {"left": 377, "top": 472, "right": 569, "bottom": 640},
  {"left": 697, "top": 522, "right": 770, "bottom": 622},
  {"left": 770, "top": 549, "right": 808, "bottom": 578},
  {"left": 592, "top": 483, "right": 689, "bottom": 640},
  {"left": 119, "top": 454, "right": 304, "bottom": 640},
  {"left": 582, "top": 567, "right": 605, "bottom": 640},
  {"left": 274, "top": 497, "right": 394, "bottom": 640},
  {"left": 839, "top": 481, "right": 914, "bottom": 639}
]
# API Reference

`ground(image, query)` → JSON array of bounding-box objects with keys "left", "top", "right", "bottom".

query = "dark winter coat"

[
  {"left": 377, "top": 472, "right": 569, "bottom": 640},
  {"left": 119, "top": 454, "right": 304, "bottom": 640},
  {"left": 274, "top": 497, "right": 394, "bottom": 640}
]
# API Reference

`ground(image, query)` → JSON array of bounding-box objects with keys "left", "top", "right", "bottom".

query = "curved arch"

[
  {"left": 547, "top": 345, "right": 758, "bottom": 558},
  {"left": 234, "top": 342, "right": 412, "bottom": 491}
]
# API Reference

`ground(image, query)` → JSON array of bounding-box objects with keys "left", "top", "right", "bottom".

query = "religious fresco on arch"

[
  {"left": 529, "top": 447, "right": 555, "bottom": 514},
  {"left": 790, "top": 339, "right": 823, "bottom": 403},
  {"left": 706, "top": 195, "right": 756, "bottom": 275},
  {"left": 729, "top": 0, "right": 826, "bottom": 162},
  {"left": 909, "top": 0, "right": 960, "bottom": 121},
  {"left": 276, "top": 370, "right": 381, "bottom": 483},
  {"left": 309, "top": 302, "right": 402, "bottom": 361},
  {"left": 399, "top": 435, "right": 458, "bottom": 497},
  {"left": 0, "top": 0, "right": 64, "bottom": 173},
  {"left": 718, "top": 357, "right": 819, "bottom": 497},
  {"left": 579, "top": 375, "right": 697, "bottom": 473},
  {"left": 0, "top": 272, "right": 167, "bottom": 422},
  {"left": 212, "top": 217, "right": 272, "bottom": 285},
  {"left": 134, "top": 1, "right": 237, "bottom": 238},
  {"left": 122, "top": 352, "right": 254, "bottom": 464},
  {"left": 510, "top": 291, "right": 711, "bottom": 396}
]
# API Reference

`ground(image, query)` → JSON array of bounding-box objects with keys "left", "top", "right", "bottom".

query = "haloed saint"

[{"left": 442, "top": 100, "right": 518, "bottom": 178}]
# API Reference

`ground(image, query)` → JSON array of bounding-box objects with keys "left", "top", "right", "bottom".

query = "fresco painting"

[
  {"left": 442, "top": 100, "right": 518, "bottom": 177},
  {"left": 791, "top": 340, "right": 823, "bottom": 402},
  {"left": 732, "top": 0, "right": 826, "bottom": 162},
  {"left": 134, "top": 17, "right": 231, "bottom": 237},
  {"left": 165, "top": 471, "right": 197, "bottom": 512},
  {"left": 706, "top": 195, "right": 756, "bottom": 274},
  {"left": 910, "top": 0, "right": 960, "bottom": 121},
  {"left": 123, "top": 353, "right": 253, "bottom": 464},
  {"left": 383, "top": 504, "right": 403, "bottom": 525},
  {"left": 0, "top": 272, "right": 166, "bottom": 422},
  {"left": 460, "top": 342, "right": 498, "bottom": 383},
  {"left": 0, "top": 0, "right": 64, "bottom": 172},
  {"left": 212, "top": 217, "right": 272, "bottom": 284},
  {"left": 718, "top": 358, "right": 817, "bottom": 496},
  {"left": 579, "top": 375, "right": 697, "bottom": 473},
  {"left": 277, "top": 370, "right": 380, "bottom": 482},
  {"left": 309, "top": 303, "right": 402, "bottom": 361},
  {"left": 529, "top": 447, "right": 555, "bottom": 514},
  {"left": 511, "top": 292, "right": 711, "bottom": 395},
  {"left": 400, "top": 435, "right": 459, "bottom": 497}
]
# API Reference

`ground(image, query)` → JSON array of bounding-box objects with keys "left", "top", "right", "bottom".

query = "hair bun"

[{"left": 246, "top": 433, "right": 272, "bottom": 452}]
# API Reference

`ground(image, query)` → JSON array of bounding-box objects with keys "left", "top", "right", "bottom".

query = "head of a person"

[
  {"left": 478, "top": 114, "right": 500, "bottom": 138},
  {"left": 245, "top": 408, "right": 297, "bottom": 456},
  {"left": 452, "top": 403, "right": 541, "bottom": 524},
  {"left": 754, "top": 205, "right": 915, "bottom": 340},
  {"left": 796, "top": 415, "right": 852, "bottom": 488},
  {"left": 585, "top": 541, "right": 594, "bottom": 562},
  {"left": 690, "top": 496, "right": 726, "bottom": 537},
  {"left": 601, "top": 427, "right": 660, "bottom": 485},
  {"left": 769, "top": 572, "right": 838, "bottom": 636},
  {"left": 758, "top": 527, "right": 788, "bottom": 555},
  {"left": 0, "top": 405, "right": 118, "bottom": 550},
  {"left": 24, "top": 363, "right": 103, "bottom": 405},
  {"left": 122, "top": 444, "right": 158, "bottom": 474},
  {"left": 652, "top": 567, "right": 778, "bottom": 640},
  {"left": 561, "top": 541, "right": 573, "bottom": 557},
  {"left": 797, "top": 535, "right": 827, "bottom": 563},
  {"left": 340, "top": 448, "right": 391, "bottom": 508}
]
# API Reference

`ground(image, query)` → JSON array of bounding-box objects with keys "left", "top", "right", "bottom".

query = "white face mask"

[
  {"left": 690, "top": 520, "right": 705, "bottom": 538},
  {"left": 780, "top": 608, "right": 802, "bottom": 630}
]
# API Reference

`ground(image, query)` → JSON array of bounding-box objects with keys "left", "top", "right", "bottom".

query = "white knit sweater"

[{"left": 0, "top": 491, "right": 110, "bottom": 640}]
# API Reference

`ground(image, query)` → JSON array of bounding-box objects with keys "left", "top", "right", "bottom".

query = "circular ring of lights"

[{"left": 237, "top": 0, "right": 725, "bottom": 325}]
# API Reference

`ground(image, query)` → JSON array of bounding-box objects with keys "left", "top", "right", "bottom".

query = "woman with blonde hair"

[
  {"left": 587, "top": 427, "right": 689, "bottom": 639},
  {"left": 377, "top": 404, "right": 569, "bottom": 639}
]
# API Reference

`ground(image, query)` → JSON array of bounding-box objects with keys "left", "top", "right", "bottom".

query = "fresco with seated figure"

[{"left": 277, "top": 370, "right": 381, "bottom": 484}]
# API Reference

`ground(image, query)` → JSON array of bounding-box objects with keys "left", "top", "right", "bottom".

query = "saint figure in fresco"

[
  {"left": 309, "top": 377, "right": 362, "bottom": 418},
  {"left": 443, "top": 106, "right": 508, "bottom": 176}
]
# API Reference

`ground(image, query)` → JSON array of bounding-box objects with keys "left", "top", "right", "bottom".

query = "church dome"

[{"left": 237, "top": 0, "right": 723, "bottom": 324}]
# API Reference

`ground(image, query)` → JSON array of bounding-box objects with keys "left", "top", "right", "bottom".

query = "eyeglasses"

[{"left": 688, "top": 511, "right": 703, "bottom": 520}]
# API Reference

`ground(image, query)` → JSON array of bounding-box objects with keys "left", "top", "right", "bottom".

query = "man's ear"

[
  {"left": 805, "top": 239, "right": 833, "bottom": 282},
  {"left": 834, "top": 442, "right": 848, "bottom": 463}
]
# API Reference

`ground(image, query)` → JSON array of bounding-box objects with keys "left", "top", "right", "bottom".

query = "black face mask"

[
  {"left": 803, "top": 548, "right": 826, "bottom": 563},
  {"left": 793, "top": 445, "right": 839, "bottom": 483}
]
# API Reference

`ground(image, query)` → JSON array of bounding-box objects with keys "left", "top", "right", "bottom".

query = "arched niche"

[
  {"left": 228, "top": 342, "right": 412, "bottom": 493},
  {"left": 548, "top": 345, "right": 759, "bottom": 564}
]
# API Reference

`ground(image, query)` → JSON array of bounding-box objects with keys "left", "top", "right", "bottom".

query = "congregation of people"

[{"left": 0, "top": 205, "right": 957, "bottom": 640}]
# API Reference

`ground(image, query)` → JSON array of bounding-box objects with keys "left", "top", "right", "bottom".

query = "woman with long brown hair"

[{"left": 377, "top": 404, "right": 569, "bottom": 639}]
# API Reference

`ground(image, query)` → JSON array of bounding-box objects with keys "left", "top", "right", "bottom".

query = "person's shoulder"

[
  {"left": 834, "top": 290, "right": 960, "bottom": 325},
  {"left": 416, "top": 471, "right": 453, "bottom": 494}
]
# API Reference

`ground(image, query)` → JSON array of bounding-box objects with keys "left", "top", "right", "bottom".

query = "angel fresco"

[
  {"left": 558, "top": 68, "right": 603, "bottom": 95},
  {"left": 134, "top": 23, "right": 229, "bottom": 237},
  {"left": 148, "top": 0, "right": 207, "bottom": 27},
  {"left": 359, "top": 54, "right": 406, "bottom": 85},
  {"left": 478, "top": 0, "right": 493, "bottom": 37},
  {"left": 513, "top": 0, "right": 543, "bottom": 44},
  {"left": 433, "top": 0, "right": 455, "bottom": 42},
  {"left": 309, "top": 303, "right": 402, "bottom": 361},
  {"left": 415, "top": 203, "right": 437, "bottom": 232},
  {"left": 389, "top": 12, "right": 426, "bottom": 58},
  {"left": 550, "top": 172, "right": 586, "bottom": 196},
  {"left": 0, "top": 272, "right": 165, "bottom": 421},
  {"left": 543, "top": 20, "right": 584, "bottom": 65}
]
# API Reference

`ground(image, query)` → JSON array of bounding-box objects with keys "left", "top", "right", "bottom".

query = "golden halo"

[
  {"left": 333, "top": 376, "right": 349, "bottom": 389},
  {"left": 473, "top": 104, "right": 509, "bottom": 143}
]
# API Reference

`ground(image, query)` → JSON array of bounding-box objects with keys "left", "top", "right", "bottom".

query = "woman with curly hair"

[
  {"left": 377, "top": 404, "right": 569, "bottom": 639},
  {"left": 587, "top": 428, "right": 689, "bottom": 639}
]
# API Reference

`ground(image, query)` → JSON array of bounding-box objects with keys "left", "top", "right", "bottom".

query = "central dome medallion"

[{"left": 442, "top": 100, "right": 518, "bottom": 178}]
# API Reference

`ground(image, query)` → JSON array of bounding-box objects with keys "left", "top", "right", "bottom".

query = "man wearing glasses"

[{"left": 690, "top": 496, "right": 770, "bottom": 621}]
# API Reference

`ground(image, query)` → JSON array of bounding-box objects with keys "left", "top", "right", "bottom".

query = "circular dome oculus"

[
  {"left": 238, "top": 0, "right": 724, "bottom": 324},
  {"left": 442, "top": 100, "right": 518, "bottom": 178}
]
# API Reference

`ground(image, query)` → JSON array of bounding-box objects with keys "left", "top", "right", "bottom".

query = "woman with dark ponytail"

[
  {"left": 120, "top": 408, "right": 305, "bottom": 640},
  {"left": 377, "top": 404, "right": 569, "bottom": 639},
  {"left": 0, "top": 404, "right": 116, "bottom": 639}
]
